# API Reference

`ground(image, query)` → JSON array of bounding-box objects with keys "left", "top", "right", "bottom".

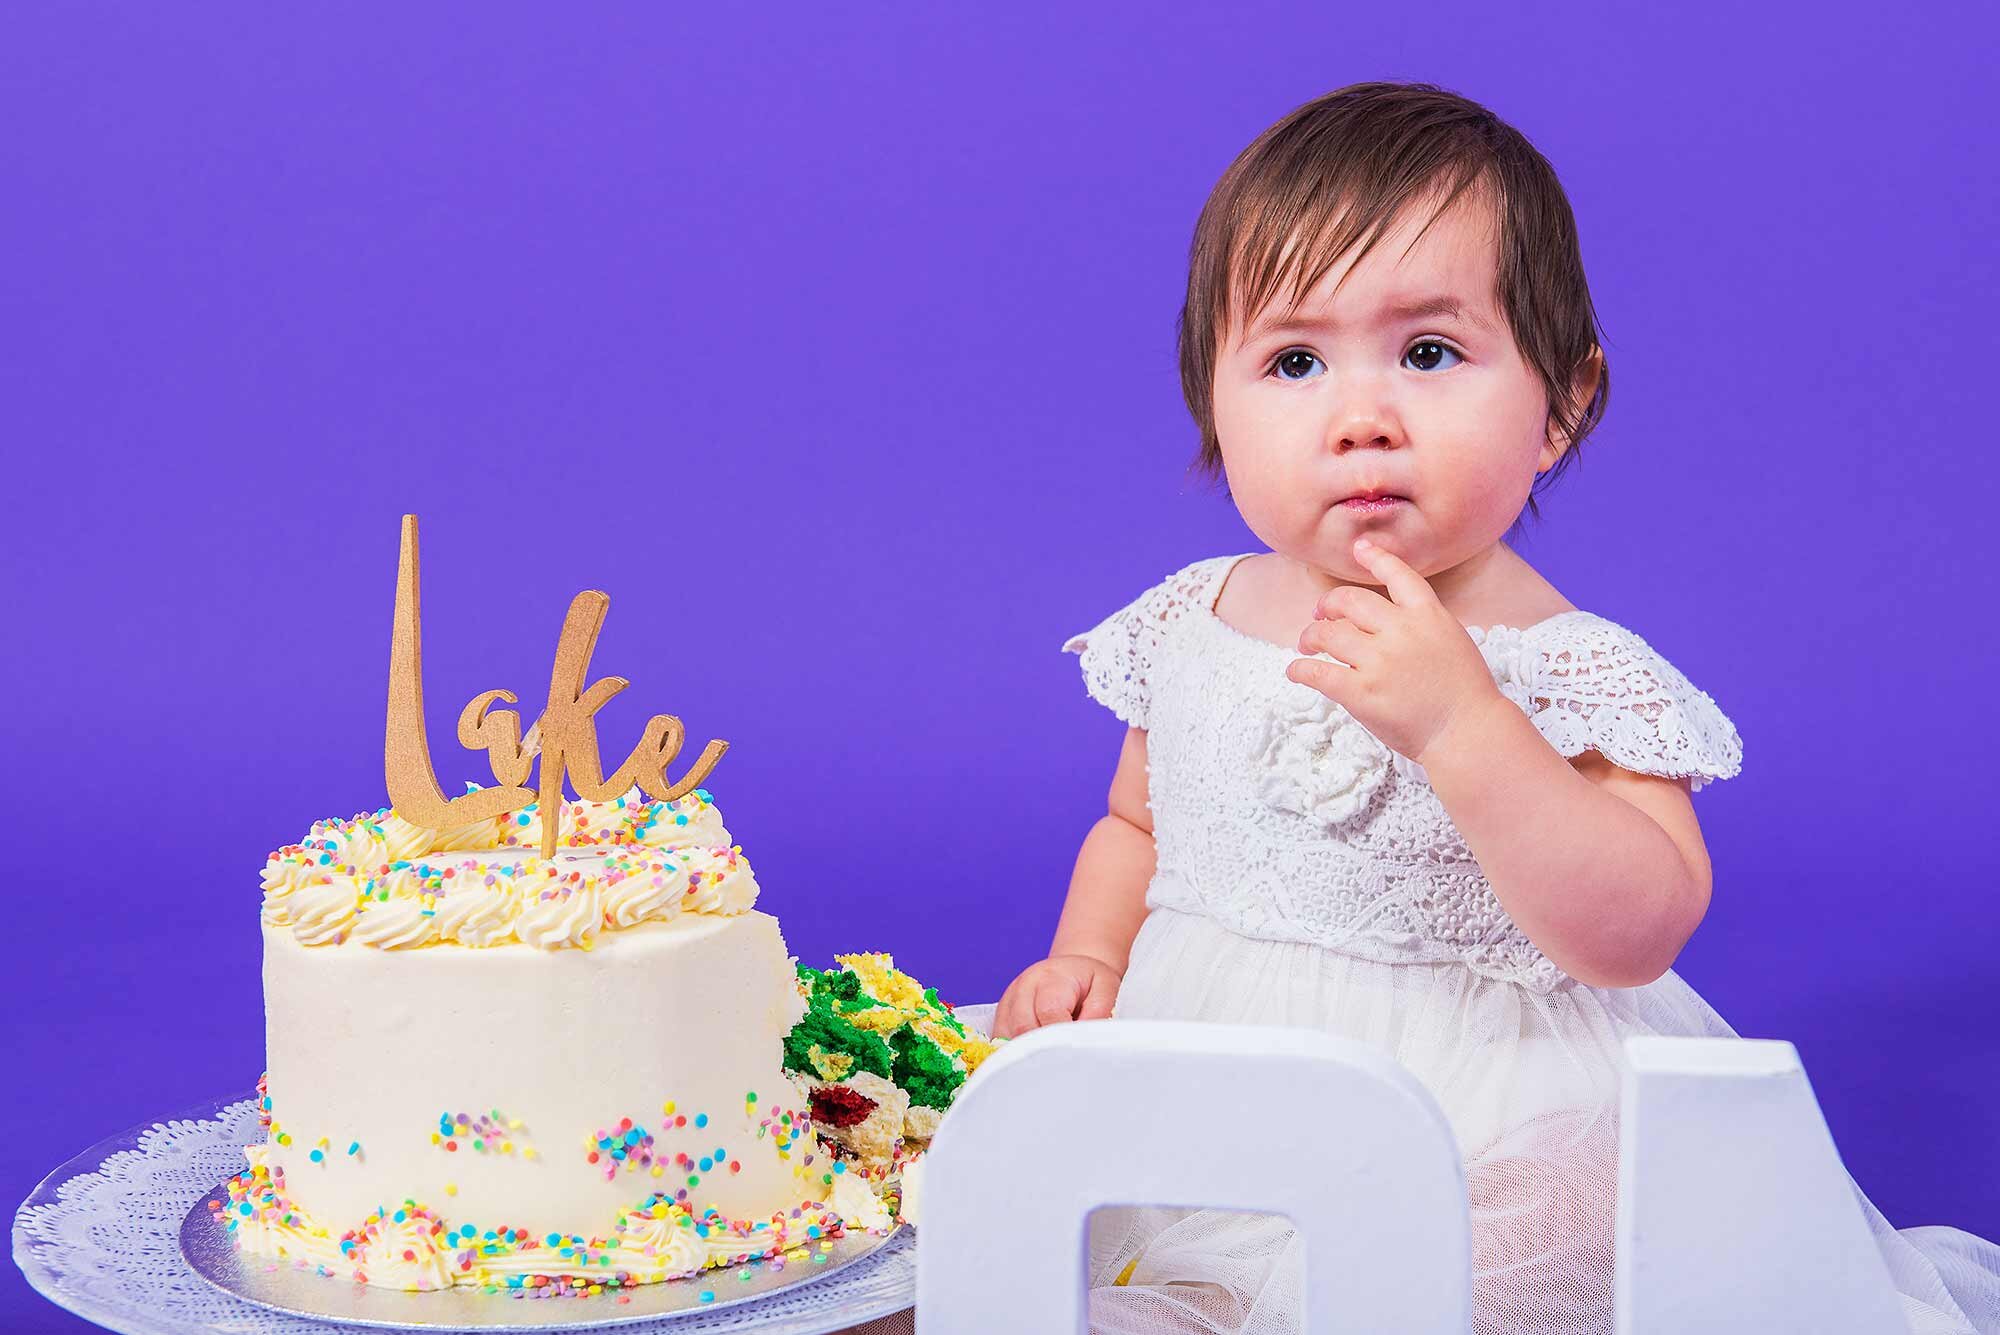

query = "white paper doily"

[{"left": 12, "top": 1092, "right": 915, "bottom": 1335}]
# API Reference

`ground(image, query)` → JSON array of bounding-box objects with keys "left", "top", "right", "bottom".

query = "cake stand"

[
  {"left": 13, "top": 1090, "right": 912, "bottom": 1335},
  {"left": 14, "top": 1009, "right": 991, "bottom": 1334}
]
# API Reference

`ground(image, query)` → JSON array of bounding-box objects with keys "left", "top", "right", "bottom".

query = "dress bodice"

[{"left": 1062, "top": 553, "right": 1745, "bottom": 994}]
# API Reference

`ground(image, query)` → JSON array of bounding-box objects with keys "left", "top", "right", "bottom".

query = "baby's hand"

[
  {"left": 1287, "top": 536, "right": 1506, "bottom": 766},
  {"left": 992, "top": 954, "right": 1122, "bottom": 1039}
]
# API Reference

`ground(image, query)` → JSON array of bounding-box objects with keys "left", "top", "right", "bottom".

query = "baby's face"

[{"left": 1213, "top": 189, "right": 1565, "bottom": 585}]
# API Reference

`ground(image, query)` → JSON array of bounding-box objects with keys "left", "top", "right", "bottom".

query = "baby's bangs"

[{"left": 1222, "top": 163, "right": 1498, "bottom": 344}]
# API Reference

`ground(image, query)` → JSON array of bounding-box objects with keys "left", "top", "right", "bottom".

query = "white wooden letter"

[
  {"left": 917, "top": 1019, "right": 1473, "bottom": 1333},
  {"left": 1616, "top": 1036, "right": 1906, "bottom": 1334}
]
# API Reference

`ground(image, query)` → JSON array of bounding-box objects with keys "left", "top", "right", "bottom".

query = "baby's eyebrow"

[{"left": 1246, "top": 293, "right": 1496, "bottom": 343}]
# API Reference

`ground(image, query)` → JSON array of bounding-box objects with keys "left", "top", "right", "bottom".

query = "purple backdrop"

[{"left": 5, "top": 6, "right": 1995, "bottom": 1331}]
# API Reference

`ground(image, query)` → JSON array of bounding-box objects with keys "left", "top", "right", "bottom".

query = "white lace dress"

[{"left": 1063, "top": 553, "right": 2000, "bottom": 1335}]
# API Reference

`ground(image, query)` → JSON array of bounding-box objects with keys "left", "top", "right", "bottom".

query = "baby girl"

[{"left": 992, "top": 80, "right": 2000, "bottom": 1335}]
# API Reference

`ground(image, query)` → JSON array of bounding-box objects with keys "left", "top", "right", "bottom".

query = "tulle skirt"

[{"left": 1089, "top": 906, "right": 2000, "bottom": 1335}]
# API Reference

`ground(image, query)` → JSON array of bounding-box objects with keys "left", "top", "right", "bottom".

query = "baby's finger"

[
  {"left": 1033, "top": 977, "right": 1080, "bottom": 1027},
  {"left": 1298, "top": 618, "right": 1371, "bottom": 666},
  {"left": 1000, "top": 976, "right": 1041, "bottom": 1037},
  {"left": 1314, "top": 583, "right": 1395, "bottom": 632},
  {"left": 1286, "top": 654, "right": 1352, "bottom": 702},
  {"left": 992, "top": 983, "right": 1026, "bottom": 1038},
  {"left": 1076, "top": 971, "right": 1118, "bottom": 1021},
  {"left": 1352, "top": 537, "right": 1436, "bottom": 608}
]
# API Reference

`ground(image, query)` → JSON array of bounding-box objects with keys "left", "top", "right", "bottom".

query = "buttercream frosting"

[{"left": 258, "top": 788, "right": 753, "bottom": 952}]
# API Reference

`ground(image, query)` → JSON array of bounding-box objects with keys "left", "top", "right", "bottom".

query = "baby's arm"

[
  {"left": 1421, "top": 695, "right": 1712, "bottom": 989},
  {"left": 1295, "top": 539, "right": 1716, "bottom": 991},
  {"left": 992, "top": 726, "right": 1155, "bottom": 1039}
]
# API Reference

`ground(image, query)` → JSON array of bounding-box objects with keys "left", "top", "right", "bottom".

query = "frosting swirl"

[
  {"left": 348, "top": 1206, "right": 458, "bottom": 1291},
  {"left": 603, "top": 856, "right": 691, "bottom": 929},
  {"left": 609, "top": 1209, "right": 706, "bottom": 1281},
  {"left": 287, "top": 882, "right": 360, "bottom": 946},
  {"left": 513, "top": 880, "right": 606, "bottom": 951},
  {"left": 827, "top": 1166, "right": 894, "bottom": 1231},
  {"left": 679, "top": 846, "right": 759, "bottom": 914},
  {"left": 348, "top": 895, "right": 441, "bottom": 950},
  {"left": 429, "top": 878, "right": 521, "bottom": 947}
]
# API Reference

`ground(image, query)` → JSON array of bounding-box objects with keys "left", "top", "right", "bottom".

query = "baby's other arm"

[{"left": 992, "top": 726, "right": 1156, "bottom": 1040}]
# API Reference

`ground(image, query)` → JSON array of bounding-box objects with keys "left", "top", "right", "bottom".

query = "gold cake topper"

[{"left": 384, "top": 514, "right": 728, "bottom": 858}]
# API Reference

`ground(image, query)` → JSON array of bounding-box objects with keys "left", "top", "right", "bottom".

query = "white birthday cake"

[{"left": 220, "top": 787, "right": 898, "bottom": 1295}]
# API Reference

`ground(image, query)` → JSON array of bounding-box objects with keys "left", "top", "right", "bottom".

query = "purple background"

[{"left": 6, "top": 5, "right": 1995, "bottom": 1331}]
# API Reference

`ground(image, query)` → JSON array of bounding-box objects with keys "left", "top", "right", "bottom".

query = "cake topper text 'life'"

[{"left": 384, "top": 514, "right": 729, "bottom": 858}]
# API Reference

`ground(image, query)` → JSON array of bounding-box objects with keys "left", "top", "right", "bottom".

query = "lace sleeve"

[
  {"left": 1061, "top": 557, "right": 1238, "bottom": 730},
  {"left": 1524, "top": 614, "right": 1744, "bottom": 792}
]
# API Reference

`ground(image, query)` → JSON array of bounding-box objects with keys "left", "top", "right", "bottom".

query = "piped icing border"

[
  {"left": 213, "top": 1141, "right": 897, "bottom": 1296},
  {"left": 258, "top": 787, "right": 758, "bottom": 951}
]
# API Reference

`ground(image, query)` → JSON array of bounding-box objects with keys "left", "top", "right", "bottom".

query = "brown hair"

[{"left": 1178, "top": 81, "right": 1609, "bottom": 523}]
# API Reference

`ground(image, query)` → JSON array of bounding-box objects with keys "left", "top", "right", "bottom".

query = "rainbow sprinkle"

[{"left": 435, "top": 1109, "right": 531, "bottom": 1157}]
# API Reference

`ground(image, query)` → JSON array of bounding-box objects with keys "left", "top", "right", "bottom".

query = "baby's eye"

[
  {"left": 1271, "top": 349, "right": 1324, "bottom": 381},
  {"left": 1404, "top": 339, "right": 1464, "bottom": 373}
]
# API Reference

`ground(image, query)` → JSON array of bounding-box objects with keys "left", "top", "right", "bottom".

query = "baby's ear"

[
  {"left": 1539, "top": 418, "right": 1570, "bottom": 472},
  {"left": 1544, "top": 343, "right": 1605, "bottom": 461},
  {"left": 1574, "top": 343, "right": 1605, "bottom": 402}
]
